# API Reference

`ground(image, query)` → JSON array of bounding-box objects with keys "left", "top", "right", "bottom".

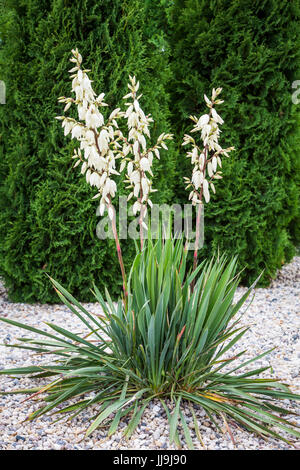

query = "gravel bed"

[{"left": 0, "top": 258, "right": 299, "bottom": 450}]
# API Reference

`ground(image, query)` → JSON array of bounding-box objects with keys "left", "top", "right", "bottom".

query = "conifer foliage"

[
  {"left": 0, "top": 0, "right": 299, "bottom": 301},
  {"left": 166, "top": 0, "right": 300, "bottom": 285}
]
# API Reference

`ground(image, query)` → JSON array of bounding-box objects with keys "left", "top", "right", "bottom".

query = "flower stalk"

[
  {"left": 56, "top": 48, "right": 127, "bottom": 297},
  {"left": 183, "top": 88, "right": 234, "bottom": 285},
  {"left": 108, "top": 196, "right": 128, "bottom": 304},
  {"left": 119, "top": 75, "right": 173, "bottom": 250},
  {"left": 56, "top": 50, "right": 173, "bottom": 295}
]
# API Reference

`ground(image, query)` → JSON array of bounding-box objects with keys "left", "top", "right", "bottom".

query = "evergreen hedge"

[
  {"left": 166, "top": 0, "right": 300, "bottom": 286},
  {"left": 0, "top": 0, "right": 299, "bottom": 302}
]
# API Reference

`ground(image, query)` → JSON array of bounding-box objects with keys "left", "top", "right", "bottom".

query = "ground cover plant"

[{"left": 0, "top": 50, "right": 299, "bottom": 449}]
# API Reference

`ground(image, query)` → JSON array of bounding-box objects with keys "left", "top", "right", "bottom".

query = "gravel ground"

[{"left": 0, "top": 258, "right": 299, "bottom": 450}]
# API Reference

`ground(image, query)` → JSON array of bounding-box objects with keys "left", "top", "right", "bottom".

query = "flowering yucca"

[
  {"left": 56, "top": 51, "right": 172, "bottom": 250},
  {"left": 1, "top": 50, "right": 299, "bottom": 451},
  {"left": 183, "top": 88, "right": 235, "bottom": 276}
]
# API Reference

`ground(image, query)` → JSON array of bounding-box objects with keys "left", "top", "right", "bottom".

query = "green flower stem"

[{"left": 108, "top": 196, "right": 128, "bottom": 305}]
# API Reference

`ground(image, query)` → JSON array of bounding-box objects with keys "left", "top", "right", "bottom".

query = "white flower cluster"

[
  {"left": 57, "top": 51, "right": 173, "bottom": 224},
  {"left": 119, "top": 76, "right": 173, "bottom": 219},
  {"left": 183, "top": 88, "right": 234, "bottom": 205},
  {"left": 56, "top": 48, "right": 124, "bottom": 220}
]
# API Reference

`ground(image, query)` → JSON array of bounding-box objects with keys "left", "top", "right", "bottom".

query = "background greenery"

[{"left": 0, "top": 0, "right": 299, "bottom": 302}]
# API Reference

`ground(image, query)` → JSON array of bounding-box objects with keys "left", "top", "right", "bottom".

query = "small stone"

[{"left": 56, "top": 439, "right": 66, "bottom": 446}]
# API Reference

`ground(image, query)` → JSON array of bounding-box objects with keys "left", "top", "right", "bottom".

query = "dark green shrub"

[
  {"left": 166, "top": 0, "right": 300, "bottom": 285},
  {"left": 1, "top": 0, "right": 299, "bottom": 302}
]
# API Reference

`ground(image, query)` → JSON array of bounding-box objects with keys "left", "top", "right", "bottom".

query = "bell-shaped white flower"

[
  {"left": 192, "top": 170, "right": 201, "bottom": 190},
  {"left": 98, "top": 129, "right": 109, "bottom": 152},
  {"left": 141, "top": 177, "right": 149, "bottom": 195},
  {"left": 140, "top": 157, "right": 151, "bottom": 173},
  {"left": 71, "top": 124, "right": 84, "bottom": 139},
  {"left": 191, "top": 146, "right": 198, "bottom": 164},
  {"left": 197, "top": 114, "right": 210, "bottom": 127},
  {"left": 203, "top": 179, "right": 210, "bottom": 203},
  {"left": 212, "top": 156, "right": 217, "bottom": 172},
  {"left": 133, "top": 183, "right": 140, "bottom": 198},
  {"left": 85, "top": 105, "right": 104, "bottom": 129},
  {"left": 130, "top": 170, "right": 140, "bottom": 185},
  {"left": 133, "top": 201, "right": 141, "bottom": 215},
  {"left": 89, "top": 172, "right": 101, "bottom": 188}
]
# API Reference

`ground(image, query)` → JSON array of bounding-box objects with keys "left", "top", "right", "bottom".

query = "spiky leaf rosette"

[{"left": 0, "top": 237, "right": 299, "bottom": 448}]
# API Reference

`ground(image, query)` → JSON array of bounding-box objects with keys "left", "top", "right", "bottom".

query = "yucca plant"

[
  {"left": 0, "top": 50, "right": 299, "bottom": 449},
  {"left": 1, "top": 235, "right": 300, "bottom": 448}
]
